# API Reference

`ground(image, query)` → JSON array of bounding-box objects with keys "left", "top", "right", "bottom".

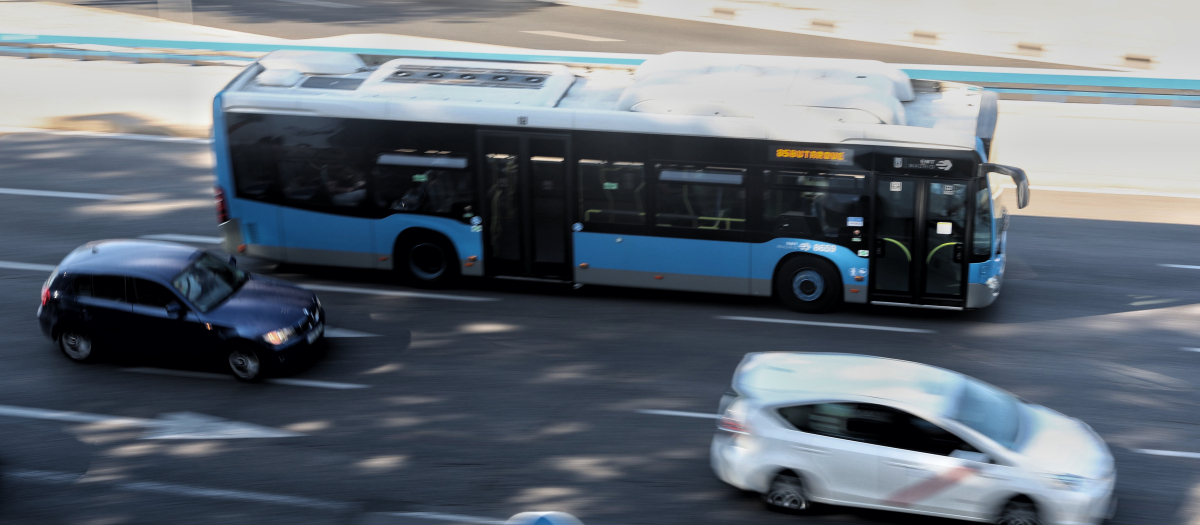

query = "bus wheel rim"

[
  {"left": 792, "top": 269, "right": 824, "bottom": 301},
  {"left": 409, "top": 243, "right": 447, "bottom": 280}
]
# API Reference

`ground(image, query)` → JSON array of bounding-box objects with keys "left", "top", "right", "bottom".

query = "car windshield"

[
  {"left": 171, "top": 253, "right": 248, "bottom": 312},
  {"left": 952, "top": 379, "right": 1023, "bottom": 450}
]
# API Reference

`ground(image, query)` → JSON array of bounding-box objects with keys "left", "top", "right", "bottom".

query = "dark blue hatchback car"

[{"left": 38, "top": 240, "right": 325, "bottom": 381}]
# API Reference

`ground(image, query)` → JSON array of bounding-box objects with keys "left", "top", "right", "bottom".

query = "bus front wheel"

[
  {"left": 396, "top": 233, "right": 460, "bottom": 289},
  {"left": 775, "top": 256, "right": 841, "bottom": 313}
]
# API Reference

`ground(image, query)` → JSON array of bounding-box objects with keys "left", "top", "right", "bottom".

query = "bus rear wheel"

[
  {"left": 396, "top": 233, "right": 459, "bottom": 289},
  {"left": 775, "top": 256, "right": 841, "bottom": 313}
]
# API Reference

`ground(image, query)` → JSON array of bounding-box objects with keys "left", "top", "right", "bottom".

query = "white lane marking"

[
  {"left": 1133, "top": 449, "right": 1200, "bottom": 459},
  {"left": 121, "top": 480, "right": 349, "bottom": 510},
  {"left": 13, "top": 469, "right": 510, "bottom": 522},
  {"left": 324, "top": 327, "right": 379, "bottom": 338},
  {"left": 0, "top": 403, "right": 303, "bottom": 439},
  {"left": 277, "top": 0, "right": 361, "bottom": 7},
  {"left": 1159, "top": 264, "right": 1200, "bottom": 270},
  {"left": 384, "top": 512, "right": 506, "bottom": 525},
  {"left": 0, "top": 126, "right": 211, "bottom": 144},
  {"left": 300, "top": 283, "right": 499, "bottom": 302},
  {"left": 269, "top": 378, "right": 369, "bottom": 389},
  {"left": 521, "top": 30, "right": 623, "bottom": 42},
  {"left": 716, "top": 315, "right": 936, "bottom": 334},
  {"left": 636, "top": 409, "right": 720, "bottom": 419},
  {"left": 121, "top": 367, "right": 370, "bottom": 389},
  {"left": 0, "top": 261, "right": 56, "bottom": 272},
  {"left": 140, "top": 234, "right": 223, "bottom": 244},
  {"left": 1183, "top": 348, "right": 1200, "bottom": 353},
  {"left": 7, "top": 469, "right": 82, "bottom": 483},
  {"left": 0, "top": 187, "right": 124, "bottom": 200}
]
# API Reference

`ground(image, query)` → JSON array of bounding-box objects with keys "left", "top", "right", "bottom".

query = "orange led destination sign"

[{"left": 771, "top": 146, "right": 854, "bottom": 164}]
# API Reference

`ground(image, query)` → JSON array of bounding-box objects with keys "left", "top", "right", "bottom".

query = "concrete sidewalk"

[{"left": 546, "top": 0, "right": 1198, "bottom": 75}]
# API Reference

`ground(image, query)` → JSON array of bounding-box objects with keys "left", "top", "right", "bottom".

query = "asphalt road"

[
  {"left": 0, "top": 131, "right": 1198, "bottom": 525},
  {"left": 58, "top": 0, "right": 1102, "bottom": 69}
]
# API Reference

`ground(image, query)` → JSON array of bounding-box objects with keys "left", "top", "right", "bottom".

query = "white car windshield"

[
  {"left": 171, "top": 253, "right": 248, "bottom": 312},
  {"left": 952, "top": 379, "right": 1023, "bottom": 450}
]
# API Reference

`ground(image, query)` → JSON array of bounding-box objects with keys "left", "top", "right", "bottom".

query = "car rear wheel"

[
  {"left": 228, "top": 346, "right": 267, "bottom": 382},
  {"left": 775, "top": 256, "right": 842, "bottom": 313},
  {"left": 58, "top": 330, "right": 97, "bottom": 363},
  {"left": 763, "top": 473, "right": 810, "bottom": 513},
  {"left": 996, "top": 499, "right": 1041, "bottom": 525}
]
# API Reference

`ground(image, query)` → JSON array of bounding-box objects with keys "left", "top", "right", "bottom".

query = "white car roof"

[{"left": 732, "top": 352, "right": 964, "bottom": 416}]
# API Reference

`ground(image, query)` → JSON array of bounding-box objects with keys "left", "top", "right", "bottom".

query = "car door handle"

[
  {"left": 885, "top": 462, "right": 919, "bottom": 468},
  {"left": 791, "top": 445, "right": 829, "bottom": 455},
  {"left": 979, "top": 472, "right": 1010, "bottom": 480}
]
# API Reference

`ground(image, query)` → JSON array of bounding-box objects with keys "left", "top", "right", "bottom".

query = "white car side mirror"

[{"left": 950, "top": 449, "right": 991, "bottom": 464}]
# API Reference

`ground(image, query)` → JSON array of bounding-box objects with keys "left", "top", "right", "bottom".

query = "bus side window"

[
  {"left": 762, "top": 171, "right": 866, "bottom": 245},
  {"left": 373, "top": 154, "right": 475, "bottom": 222},
  {"left": 578, "top": 160, "right": 645, "bottom": 225},
  {"left": 655, "top": 167, "right": 746, "bottom": 231}
]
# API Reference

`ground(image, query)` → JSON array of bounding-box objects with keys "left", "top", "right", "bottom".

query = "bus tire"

[
  {"left": 775, "top": 255, "right": 842, "bottom": 314},
  {"left": 395, "top": 231, "right": 459, "bottom": 289}
]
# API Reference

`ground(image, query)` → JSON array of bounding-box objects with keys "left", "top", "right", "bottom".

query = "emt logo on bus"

[{"left": 771, "top": 146, "right": 854, "bottom": 164}]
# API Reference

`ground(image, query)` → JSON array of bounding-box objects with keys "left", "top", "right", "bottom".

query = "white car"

[{"left": 710, "top": 353, "right": 1115, "bottom": 525}]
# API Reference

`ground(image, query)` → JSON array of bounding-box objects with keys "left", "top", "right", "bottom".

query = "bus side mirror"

[{"left": 980, "top": 163, "right": 1029, "bottom": 209}]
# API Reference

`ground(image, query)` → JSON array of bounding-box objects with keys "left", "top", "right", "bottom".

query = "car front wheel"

[{"left": 228, "top": 346, "right": 268, "bottom": 382}]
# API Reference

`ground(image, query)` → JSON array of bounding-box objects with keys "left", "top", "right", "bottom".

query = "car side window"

[
  {"left": 75, "top": 275, "right": 127, "bottom": 302},
  {"left": 131, "top": 278, "right": 177, "bottom": 308},
  {"left": 777, "top": 403, "right": 893, "bottom": 445},
  {"left": 886, "top": 411, "right": 979, "bottom": 456}
]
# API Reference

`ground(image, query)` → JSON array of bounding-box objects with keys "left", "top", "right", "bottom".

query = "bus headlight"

[
  {"left": 262, "top": 327, "right": 296, "bottom": 345},
  {"left": 985, "top": 276, "right": 1001, "bottom": 295}
]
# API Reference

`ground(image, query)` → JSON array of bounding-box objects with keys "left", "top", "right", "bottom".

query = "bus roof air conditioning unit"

[{"left": 259, "top": 50, "right": 366, "bottom": 76}]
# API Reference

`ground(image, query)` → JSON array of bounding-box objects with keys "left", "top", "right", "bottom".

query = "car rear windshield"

[
  {"left": 171, "top": 253, "right": 248, "bottom": 312},
  {"left": 952, "top": 379, "right": 1023, "bottom": 450}
]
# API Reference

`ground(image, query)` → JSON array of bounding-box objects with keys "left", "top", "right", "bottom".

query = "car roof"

[
  {"left": 58, "top": 239, "right": 200, "bottom": 282},
  {"left": 732, "top": 352, "right": 965, "bottom": 416}
]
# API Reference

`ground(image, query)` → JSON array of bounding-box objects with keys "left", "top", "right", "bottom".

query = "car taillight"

[
  {"left": 214, "top": 185, "right": 229, "bottom": 224},
  {"left": 718, "top": 416, "right": 750, "bottom": 434},
  {"left": 41, "top": 284, "right": 51, "bottom": 306}
]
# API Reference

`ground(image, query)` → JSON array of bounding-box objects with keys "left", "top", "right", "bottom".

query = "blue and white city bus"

[{"left": 212, "top": 50, "right": 1029, "bottom": 312}]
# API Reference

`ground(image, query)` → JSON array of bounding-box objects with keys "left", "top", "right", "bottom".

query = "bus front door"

[
  {"left": 871, "top": 176, "right": 968, "bottom": 308},
  {"left": 479, "top": 133, "right": 572, "bottom": 280}
]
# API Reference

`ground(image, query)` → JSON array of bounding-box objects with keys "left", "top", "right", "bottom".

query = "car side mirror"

[
  {"left": 950, "top": 449, "right": 991, "bottom": 464},
  {"left": 165, "top": 301, "right": 185, "bottom": 318}
]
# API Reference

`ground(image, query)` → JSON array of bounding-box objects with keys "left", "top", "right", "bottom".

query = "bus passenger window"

[
  {"left": 578, "top": 160, "right": 645, "bottom": 225},
  {"left": 763, "top": 190, "right": 866, "bottom": 241},
  {"left": 324, "top": 165, "right": 367, "bottom": 207},
  {"left": 655, "top": 167, "right": 746, "bottom": 231},
  {"left": 761, "top": 172, "right": 866, "bottom": 245},
  {"left": 373, "top": 153, "right": 475, "bottom": 222}
]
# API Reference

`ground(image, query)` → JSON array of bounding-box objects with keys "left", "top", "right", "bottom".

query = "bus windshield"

[{"left": 171, "top": 253, "right": 248, "bottom": 312}]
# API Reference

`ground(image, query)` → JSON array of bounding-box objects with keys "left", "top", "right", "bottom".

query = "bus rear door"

[{"left": 871, "top": 176, "right": 970, "bottom": 309}]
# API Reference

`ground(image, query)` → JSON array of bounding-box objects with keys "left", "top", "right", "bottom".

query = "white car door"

[
  {"left": 775, "top": 402, "right": 891, "bottom": 505},
  {"left": 876, "top": 409, "right": 1011, "bottom": 519}
]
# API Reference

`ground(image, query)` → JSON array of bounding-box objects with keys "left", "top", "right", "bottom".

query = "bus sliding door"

[{"left": 871, "top": 176, "right": 968, "bottom": 308}]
